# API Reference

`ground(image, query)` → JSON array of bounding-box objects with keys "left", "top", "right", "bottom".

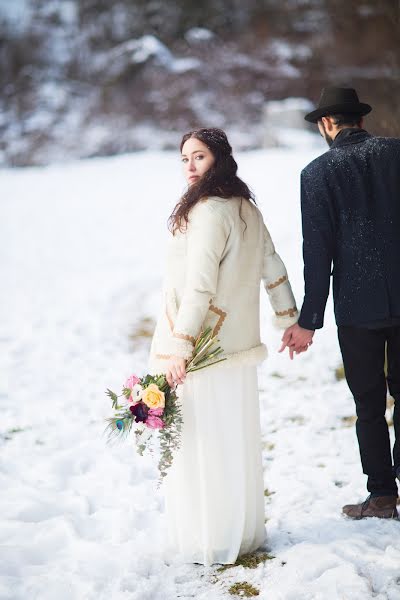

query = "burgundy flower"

[{"left": 129, "top": 401, "right": 149, "bottom": 423}]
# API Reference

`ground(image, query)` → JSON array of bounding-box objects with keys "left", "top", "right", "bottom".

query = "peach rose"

[{"left": 142, "top": 383, "right": 165, "bottom": 410}]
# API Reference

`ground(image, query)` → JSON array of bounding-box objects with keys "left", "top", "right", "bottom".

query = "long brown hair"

[{"left": 168, "top": 128, "right": 256, "bottom": 234}]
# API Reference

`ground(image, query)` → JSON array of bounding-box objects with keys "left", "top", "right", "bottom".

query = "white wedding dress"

[{"left": 162, "top": 363, "right": 266, "bottom": 566}]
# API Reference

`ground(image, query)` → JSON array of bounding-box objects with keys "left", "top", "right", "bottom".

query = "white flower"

[{"left": 131, "top": 383, "right": 143, "bottom": 403}]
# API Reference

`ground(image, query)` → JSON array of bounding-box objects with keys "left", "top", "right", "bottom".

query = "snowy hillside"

[{"left": 1, "top": 143, "right": 399, "bottom": 600}]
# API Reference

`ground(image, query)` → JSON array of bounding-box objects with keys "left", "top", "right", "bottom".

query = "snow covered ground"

[{"left": 1, "top": 142, "right": 399, "bottom": 600}]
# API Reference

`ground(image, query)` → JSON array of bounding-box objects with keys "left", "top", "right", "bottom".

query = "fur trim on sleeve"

[{"left": 271, "top": 313, "right": 299, "bottom": 330}]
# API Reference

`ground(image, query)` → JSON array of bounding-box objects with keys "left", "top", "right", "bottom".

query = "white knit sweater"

[{"left": 148, "top": 196, "right": 298, "bottom": 372}]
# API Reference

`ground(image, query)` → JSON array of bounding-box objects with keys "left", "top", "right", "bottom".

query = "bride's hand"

[
  {"left": 279, "top": 324, "right": 314, "bottom": 360},
  {"left": 165, "top": 355, "right": 187, "bottom": 388}
]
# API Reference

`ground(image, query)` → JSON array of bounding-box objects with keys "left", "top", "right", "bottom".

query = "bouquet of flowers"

[{"left": 104, "top": 327, "right": 226, "bottom": 486}]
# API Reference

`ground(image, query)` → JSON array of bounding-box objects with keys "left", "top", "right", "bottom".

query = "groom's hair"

[{"left": 329, "top": 113, "right": 363, "bottom": 127}]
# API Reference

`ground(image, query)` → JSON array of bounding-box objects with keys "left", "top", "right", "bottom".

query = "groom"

[{"left": 281, "top": 86, "right": 400, "bottom": 519}]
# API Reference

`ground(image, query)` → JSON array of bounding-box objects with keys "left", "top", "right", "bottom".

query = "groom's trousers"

[{"left": 337, "top": 324, "right": 400, "bottom": 497}]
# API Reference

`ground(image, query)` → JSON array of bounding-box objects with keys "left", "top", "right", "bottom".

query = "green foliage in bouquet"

[
  {"left": 104, "top": 386, "right": 134, "bottom": 437},
  {"left": 104, "top": 327, "right": 226, "bottom": 486}
]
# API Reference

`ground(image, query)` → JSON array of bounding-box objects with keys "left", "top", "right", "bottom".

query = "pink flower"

[
  {"left": 149, "top": 407, "right": 164, "bottom": 416},
  {"left": 146, "top": 415, "right": 165, "bottom": 429},
  {"left": 125, "top": 374, "right": 140, "bottom": 390}
]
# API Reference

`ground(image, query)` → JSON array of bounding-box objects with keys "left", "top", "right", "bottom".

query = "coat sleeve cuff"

[
  {"left": 297, "top": 312, "right": 320, "bottom": 330},
  {"left": 169, "top": 335, "right": 195, "bottom": 360},
  {"left": 272, "top": 311, "right": 299, "bottom": 330}
]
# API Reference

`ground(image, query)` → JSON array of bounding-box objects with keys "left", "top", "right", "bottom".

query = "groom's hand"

[{"left": 279, "top": 324, "right": 314, "bottom": 360}]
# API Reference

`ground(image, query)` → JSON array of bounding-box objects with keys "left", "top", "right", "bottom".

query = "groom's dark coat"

[{"left": 298, "top": 128, "right": 400, "bottom": 330}]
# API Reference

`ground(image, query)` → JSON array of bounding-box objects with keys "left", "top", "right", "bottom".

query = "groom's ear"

[{"left": 321, "top": 116, "right": 335, "bottom": 133}]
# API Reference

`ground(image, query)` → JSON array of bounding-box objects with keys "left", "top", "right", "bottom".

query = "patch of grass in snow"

[
  {"left": 216, "top": 552, "right": 274, "bottom": 573},
  {"left": 264, "top": 488, "right": 275, "bottom": 498},
  {"left": 335, "top": 364, "right": 346, "bottom": 381},
  {"left": 128, "top": 316, "right": 155, "bottom": 352},
  {"left": 341, "top": 408, "right": 392, "bottom": 428},
  {"left": 341, "top": 415, "right": 357, "bottom": 427},
  {"left": 2, "top": 427, "right": 27, "bottom": 441},
  {"left": 270, "top": 371, "right": 284, "bottom": 379},
  {"left": 287, "top": 415, "right": 305, "bottom": 425},
  {"left": 262, "top": 441, "right": 275, "bottom": 451},
  {"left": 228, "top": 581, "right": 260, "bottom": 596},
  {"left": 386, "top": 396, "right": 395, "bottom": 427},
  {"left": 128, "top": 317, "right": 155, "bottom": 341}
]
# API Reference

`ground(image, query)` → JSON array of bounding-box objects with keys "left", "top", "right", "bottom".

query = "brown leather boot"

[{"left": 342, "top": 494, "right": 399, "bottom": 519}]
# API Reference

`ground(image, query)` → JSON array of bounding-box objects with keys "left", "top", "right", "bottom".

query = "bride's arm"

[
  {"left": 262, "top": 223, "right": 299, "bottom": 328},
  {"left": 169, "top": 200, "right": 230, "bottom": 360}
]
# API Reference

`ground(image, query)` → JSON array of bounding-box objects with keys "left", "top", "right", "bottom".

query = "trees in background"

[{"left": 0, "top": 0, "right": 399, "bottom": 165}]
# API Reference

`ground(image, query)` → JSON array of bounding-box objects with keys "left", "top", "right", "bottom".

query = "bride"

[{"left": 148, "top": 128, "right": 299, "bottom": 566}]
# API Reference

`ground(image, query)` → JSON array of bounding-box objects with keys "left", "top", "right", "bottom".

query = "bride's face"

[{"left": 181, "top": 138, "right": 215, "bottom": 186}]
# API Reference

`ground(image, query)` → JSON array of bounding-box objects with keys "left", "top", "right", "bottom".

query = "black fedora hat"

[{"left": 304, "top": 87, "right": 372, "bottom": 123}]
